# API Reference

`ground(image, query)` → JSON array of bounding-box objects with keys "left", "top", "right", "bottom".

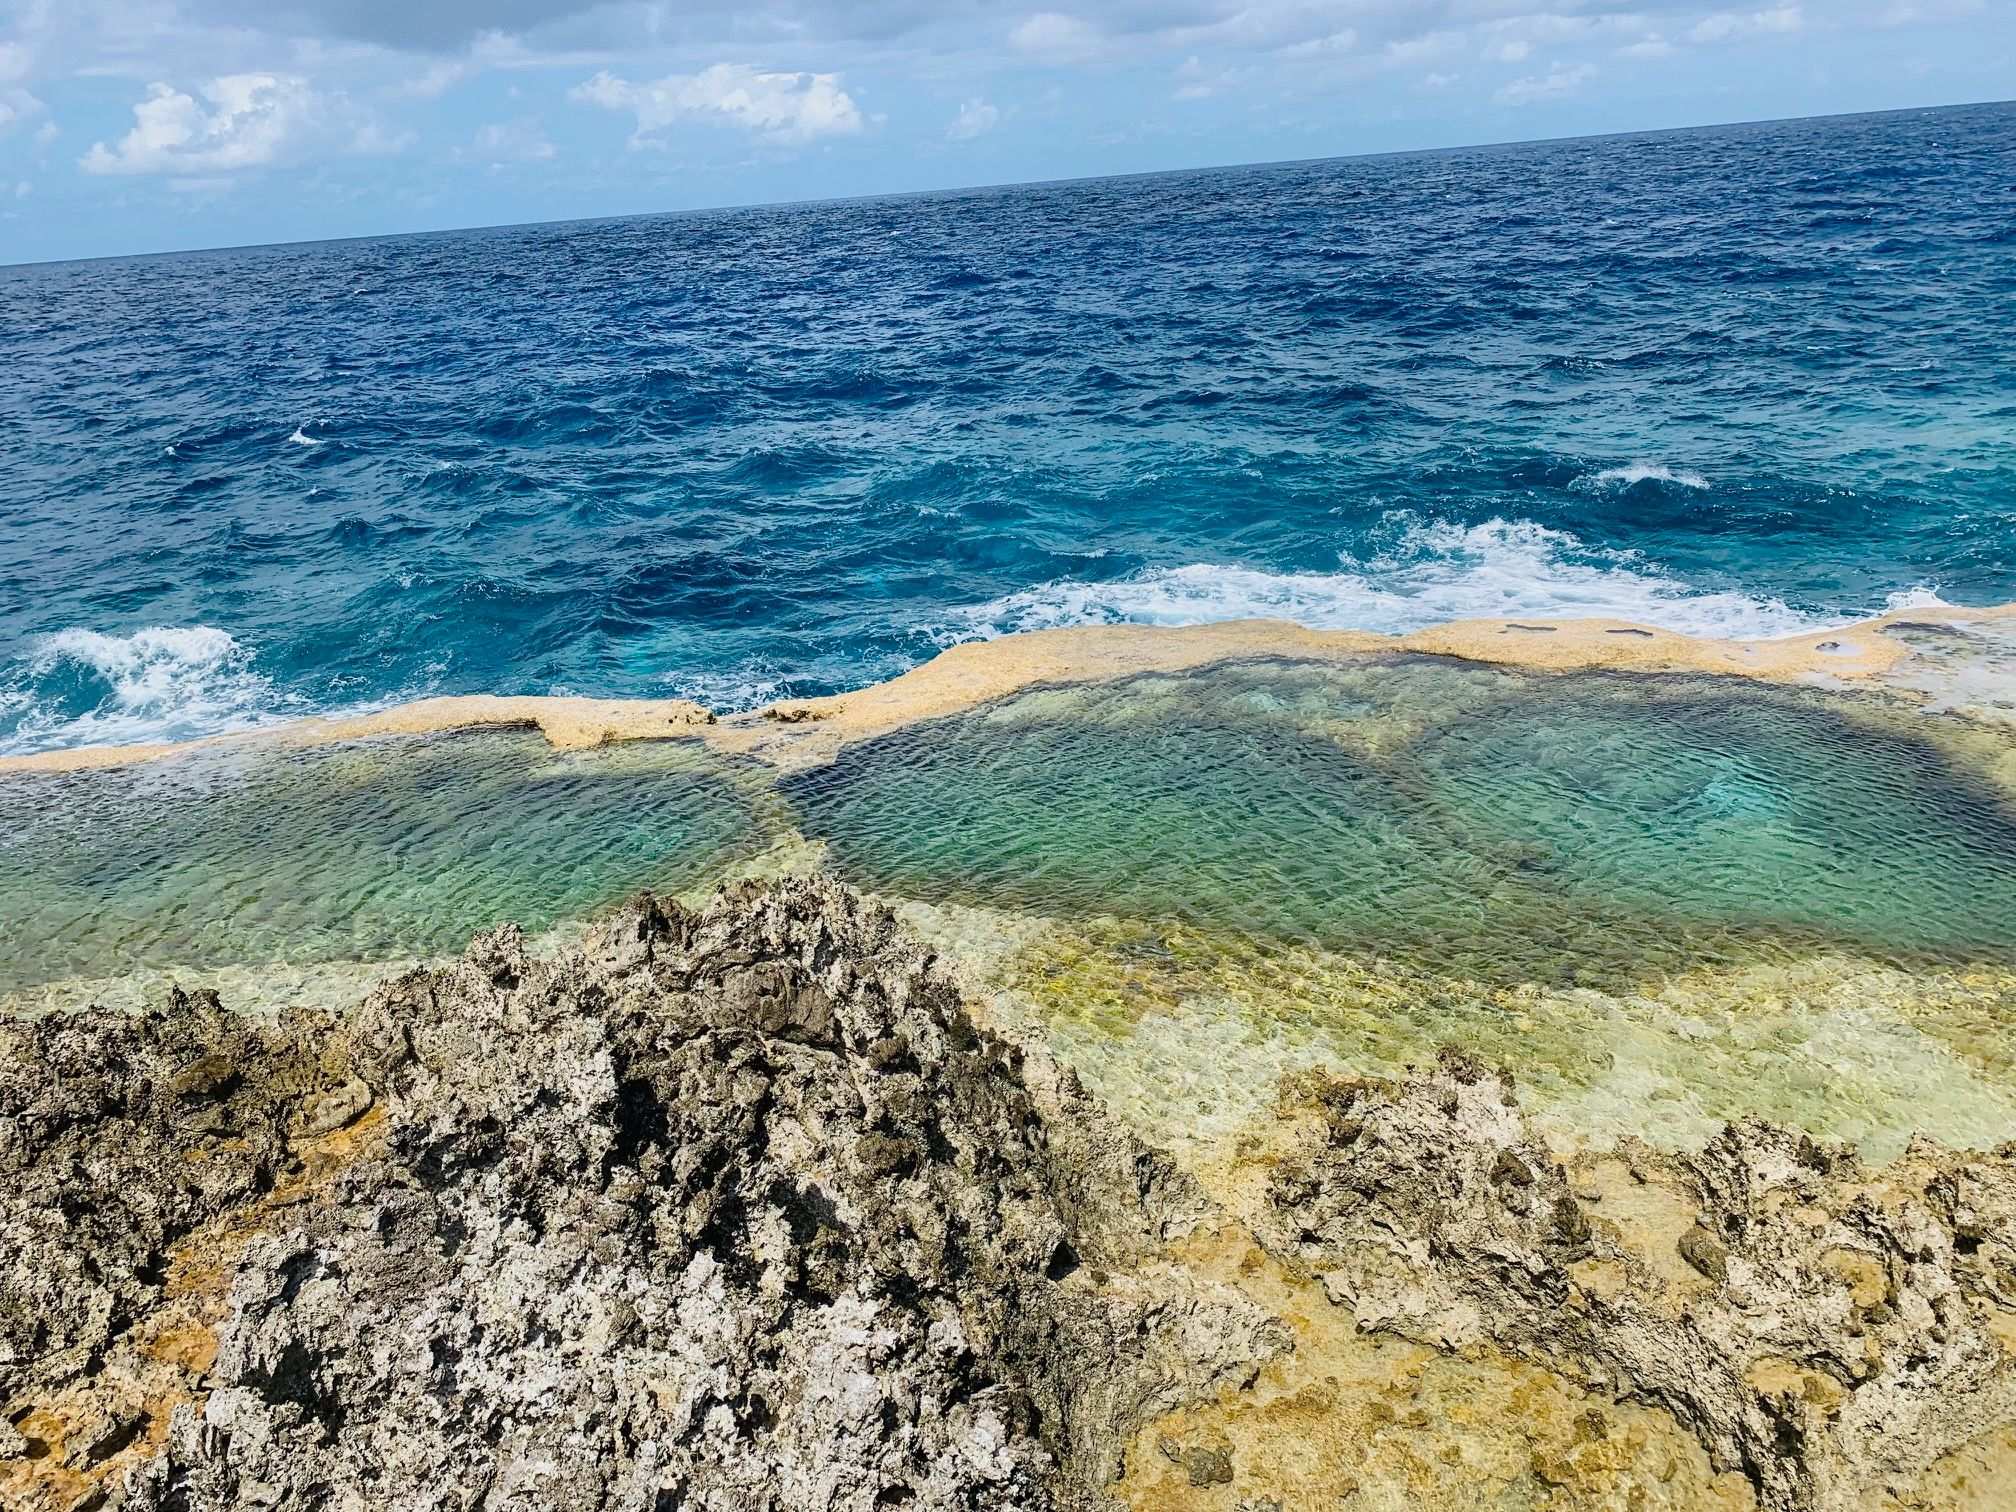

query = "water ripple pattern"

[
  {"left": 0, "top": 732, "right": 761, "bottom": 1002},
  {"left": 783, "top": 659, "right": 2016, "bottom": 985},
  {"left": 3, "top": 103, "right": 2013, "bottom": 754}
]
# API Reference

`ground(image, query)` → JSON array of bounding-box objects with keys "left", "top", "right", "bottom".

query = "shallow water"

[
  {"left": 0, "top": 730, "right": 762, "bottom": 1006},
  {"left": 8, "top": 655, "right": 2016, "bottom": 1157},
  {"left": 786, "top": 658, "right": 2016, "bottom": 985},
  {"left": 794, "top": 657, "right": 2016, "bottom": 1157}
]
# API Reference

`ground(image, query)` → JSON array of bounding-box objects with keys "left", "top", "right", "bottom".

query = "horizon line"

[{"left": 5, "top": 93, "right": 2010, "bottom": 273}]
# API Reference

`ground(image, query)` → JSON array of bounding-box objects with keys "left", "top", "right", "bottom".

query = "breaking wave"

[
  {"left": 946, "top": 517, "right": 1944, "bottom": 644},
  {"left": 1579, "top": 461, "right": 1711, "bottom": 490},
  {"left": 0, "top": 626, "right": 307, "bottom": 756}
]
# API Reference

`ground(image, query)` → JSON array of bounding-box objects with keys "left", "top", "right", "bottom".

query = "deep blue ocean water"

[{"left": 3, "top": 102, "right": 2012, "bottom": 755}]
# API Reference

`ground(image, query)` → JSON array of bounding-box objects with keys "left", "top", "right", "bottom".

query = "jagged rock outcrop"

[
  {"left": 1258, "top": 1048, "right": 2016, "bottom": 1511},
  {"left": 1, "top": 880, "right": 1282, "bottom": 1512},
  {"left": 9, "top": 887, "right": 2016, "bottom": 1512}
]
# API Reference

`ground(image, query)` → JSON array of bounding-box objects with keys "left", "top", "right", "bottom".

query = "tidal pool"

[
  {"left": 9, "top": 654, "right": 2016, "bottom": 1156},
  {"left": 0, "top": 730, "right": 763, "bottom": 1012},
  {"left": 785, "top": 658, "right": 2016, "bottom": 985},
  {"left": 785, "top": 657, "right": 2016, "bottom": 1156}
]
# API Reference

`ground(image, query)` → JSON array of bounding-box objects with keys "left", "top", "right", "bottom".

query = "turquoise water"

[
  {"left": 8, "top": 654, "right": 2016, "bottom": 1155},
  {"left": 0, "top": 731, "right": 760, "bottom": 996},
  {"left": 784, "top": 659, "right": 2016, "bottom": 986},
  {"left": 4, "top": 104, "right": 2015, "bottom": 755},
  {"left": 9, "top": 659, "right": 2014, "bottom": 1004}
]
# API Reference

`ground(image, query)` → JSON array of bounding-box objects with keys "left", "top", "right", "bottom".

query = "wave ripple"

[
  {"left": 3, "top": 102, "right": 2012, "bottom": 752},
  {"left": 949, "top": 517, "right": 1944, "bottom": 643}
]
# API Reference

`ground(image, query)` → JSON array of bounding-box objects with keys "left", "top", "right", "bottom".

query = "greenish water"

[
  {"left": 8, "top": 656, "right": 2016, "bottom": 1154},
  {"left": 0, "top": 730, "right": 761, "bottom": 998},
  {"left": 784, "top": 658, "right": 2016, "bottom": 987}
]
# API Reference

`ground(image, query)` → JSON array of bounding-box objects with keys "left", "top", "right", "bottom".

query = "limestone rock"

[
  {"left": 2, "top": 880, "right": 1280, "bottom": 1512},
  {"left": 1258, "top": 1047, "right": 2016, "bottom": 1512}
]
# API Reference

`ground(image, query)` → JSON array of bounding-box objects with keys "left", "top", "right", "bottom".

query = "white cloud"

[
  {"left": 1383, "top": 30, "right": 1464, "bottom": 66},
  {"left": 1689, "top": 6, "right": 1803, "bottom": 43},
  {"left": 573, "top": 64, "right": 864, "bottom": 146},
  {"left": 1171, "top": 53, "right": 1262, "bottom": 100},
  {"left": 80, "top": 74, "right": 393, "bottom": 175},
  {"left": 81, "top": 77, "right": 293, "bottom": 174},
  {"left": 947, "top": 98, "right": 999, "bottom": 140},
  {"left": 1494, "top": 61, "right": 1596, "bottom": 105},
  {"left": 1011, "top": 12, "right": 1105, "bottom": 63},
  {"left": 1279, "top": 27, "right": 1355, "bottom": 59},
  {"left": 1879, "top": 0, "right": 1984, "bottom": 22},
  {"left": 0, "top": 87, "right": 45, "bottom": 134},
  {"left": 398, "top": 59, "right": 470, "bottom": 100},
  {"left": 469, "top": 117, "right": 556, "bottom": 162},
  {"left": 33, "top": 120, "right": 58, "bottom": 146},
  {"left": 0, "top": 42, "right": 30, "bottom": 82}
]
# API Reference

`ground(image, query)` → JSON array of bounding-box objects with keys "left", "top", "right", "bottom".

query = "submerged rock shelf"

[
  {"left": 787, "top": 657, "right": 2016, "bottom": 981},
  {"left": 0, "top": 730, "right": 769, "bottom": 1011}
]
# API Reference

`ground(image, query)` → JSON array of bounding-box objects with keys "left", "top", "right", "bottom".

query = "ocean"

[
  {"left": 2, "top": 100, "right": 2012, "bottom": 756},
  {"left": 12, "top": 97, "right": 2016, "bottom": 1509}
]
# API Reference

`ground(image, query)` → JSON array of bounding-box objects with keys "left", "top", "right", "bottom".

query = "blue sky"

[{"left": 0, "top": 0, "right": 2008, "bottom": 264}]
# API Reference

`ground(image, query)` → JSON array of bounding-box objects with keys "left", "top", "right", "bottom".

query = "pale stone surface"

[
  {"left": 1248, "top": 1049, "right": 2016, "bottom": 1512},
  {"left": 1, "top": 881, "right": 1279, "bottom": 1511},
  {"left": 8, "top": 603, "right": 2011, "bottom": 775}
]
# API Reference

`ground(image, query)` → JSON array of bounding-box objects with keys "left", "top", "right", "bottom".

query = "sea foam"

[
  {"left": 1579, "top": 461, "right": 1711, "bottom": 490},
  {"left": 947, "top": 517, "right": 1934, "bottom": 644},
  {"left": 0, "top": 625, "right": 299, "bottom": 756}
]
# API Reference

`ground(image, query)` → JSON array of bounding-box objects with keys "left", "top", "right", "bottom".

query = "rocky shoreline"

[
  {"left": 6, "top": 879, "right": 2016, "bottom": 1510},
  {"left": 7, "top": 603, "right": 2013, "bottom": 778}
]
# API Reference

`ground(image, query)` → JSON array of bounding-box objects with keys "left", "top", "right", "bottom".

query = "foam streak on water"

[
  {"left": 945, "top": 516, "right": 1894, "bottom": 642},
  {"left": 3, "top": 103, "right": 2013, "bottom": 754},
  {"left": 2, "top": 625, "right": 312, "bottom": 751}
]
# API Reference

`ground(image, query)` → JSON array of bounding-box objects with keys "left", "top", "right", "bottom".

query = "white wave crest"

[
  {"left": 1580, "top": 461, "right": 1710, "bottom": 490},
  {"left": 658, "top": 665, "right": 790, "bottom": 712},
  {"left": 946, "top": 517, "right": 1933, "bottom": 644},
  {"left": 1879, "top": 585, "right": 1954, "bottom": 613},
  {"left": 0, "top": 625, "right": 303, "bottom": 755},
  {"left": 287, "top": 426, "right": 323, "bottom": 447}
]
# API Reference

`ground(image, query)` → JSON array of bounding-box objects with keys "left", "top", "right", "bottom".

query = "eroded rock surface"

[
  {"left": 8, "top": 886, "right": 2016, "bottom": 1512},
  {"left": 1, "top": 880, "right": 1279, "bottom": 1511},
  {"left": 1255, "top": 1048, "right": 2016, "bottom": 1512}
]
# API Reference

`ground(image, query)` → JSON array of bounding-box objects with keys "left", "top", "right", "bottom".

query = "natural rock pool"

[
  {"left": 0, "top": 731, "right": 765, "bottom": 1013},
  {"left": 786, "top": 657, "right": 2016, "bottom": 983},
  {"left": 7, "top": 653, "right": 2015, "bottom": 1158}
]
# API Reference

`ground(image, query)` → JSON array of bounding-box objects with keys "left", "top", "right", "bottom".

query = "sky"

[{"left": 0, "top": 0, "right": 2009, "bottom": 264}]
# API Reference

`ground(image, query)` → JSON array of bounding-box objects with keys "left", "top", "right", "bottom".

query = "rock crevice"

[
  {"left": 1256, "top": 1048, "right": 2016, "bottom": 1511},
  {"left": 6, "top": 887, "right": 2016, "bottom": 1511}
]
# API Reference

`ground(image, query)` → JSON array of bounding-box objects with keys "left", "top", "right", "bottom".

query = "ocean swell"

[
  {"left": 1577, "top": 461, "right": 1712, "bottom": 490},
  {"left": 0, "top": 521, "right": 1960, "bottom": 758}
]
